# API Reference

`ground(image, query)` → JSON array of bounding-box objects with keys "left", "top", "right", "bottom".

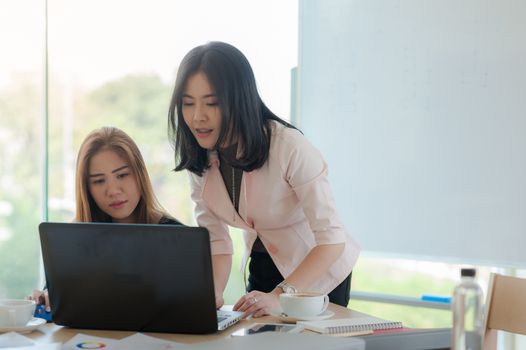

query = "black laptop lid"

[{"left": 39, "top": 222, "right": 218, "bottom": 334}]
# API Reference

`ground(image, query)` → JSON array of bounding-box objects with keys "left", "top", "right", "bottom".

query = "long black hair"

[{"left": 168, "top": 41, "right": 297, "bottom": 176}]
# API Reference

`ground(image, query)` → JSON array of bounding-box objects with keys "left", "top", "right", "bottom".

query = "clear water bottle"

[{"left": 452, "top": 268, "right": 484, "bottom": 350}]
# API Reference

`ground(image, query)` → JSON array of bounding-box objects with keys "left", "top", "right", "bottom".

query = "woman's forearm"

[
  {"left": 275, "top": 243, "right": 345, "bottom": 292},
  {"left": 212, "top": 254, "right": 232, "bottom": 297}
]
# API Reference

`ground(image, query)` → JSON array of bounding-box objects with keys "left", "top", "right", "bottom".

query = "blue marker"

[
  {"left": 421, "top": 294, "right": 452, "bottom": 304},
  {"left": 34, "top": 304, "right": 52, "bottom": 322}
]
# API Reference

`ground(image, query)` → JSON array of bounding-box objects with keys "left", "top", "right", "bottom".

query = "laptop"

[{"left": 38, "top": 222, "right": 243, "bottom": 334}]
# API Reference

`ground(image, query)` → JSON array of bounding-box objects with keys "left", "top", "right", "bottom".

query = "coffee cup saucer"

[
  {"left": 0, "top": 317, "right": 47, "bottom": 334},
  {"left": 270, "top": 309, "right": 335, "bottom": 323}
]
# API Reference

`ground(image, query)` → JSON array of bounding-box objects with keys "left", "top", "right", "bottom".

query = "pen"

[{"left": 421, "top": 294, "right": 452, "bottom": 304}]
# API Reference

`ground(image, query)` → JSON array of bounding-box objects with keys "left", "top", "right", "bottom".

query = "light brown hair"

[{"left": 75, "top": 126, "right": 167, "bottom": 223}]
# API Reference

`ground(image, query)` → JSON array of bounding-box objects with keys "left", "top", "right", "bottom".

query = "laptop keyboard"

[{"left": 216, "top": 309, "right": 244, "bottom": 330}]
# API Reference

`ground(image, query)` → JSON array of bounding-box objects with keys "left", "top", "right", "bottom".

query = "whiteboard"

[{"left": 297, "top": 0, "right": 526, "bottom": 267}]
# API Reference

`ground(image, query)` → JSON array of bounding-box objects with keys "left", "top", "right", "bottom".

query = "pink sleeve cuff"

[
  {"left": 210, "top": 239, "right": 234, "bottom": 255},
  {"left": 314, "top": 228, "right": 347, "bottom": 245}
]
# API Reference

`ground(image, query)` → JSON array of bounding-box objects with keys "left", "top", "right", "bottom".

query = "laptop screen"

[{"left": 39, "top": 222, "right": 219, "bottom": 334}]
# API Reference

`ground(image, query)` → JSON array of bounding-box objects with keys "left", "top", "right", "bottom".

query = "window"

[
  {"left": 0, "top": 0, "right": 298, "bottom": 304},
  {"left": 0, "top": 0, "right": 45, "bottom": 299}
]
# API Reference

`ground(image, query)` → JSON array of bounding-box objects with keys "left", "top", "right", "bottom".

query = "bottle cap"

[{"left": 461, "top": 268, "right": 476, "bottom": 277}]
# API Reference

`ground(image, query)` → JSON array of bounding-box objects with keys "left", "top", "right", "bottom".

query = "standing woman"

[{"left": 168, "top": 42, "right": 360, "bottom": 317}]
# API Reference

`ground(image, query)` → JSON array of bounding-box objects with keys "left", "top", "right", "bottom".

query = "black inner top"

[
  {"left": 218, "top": 144, "right": 242, "bottom": 211},
  {"left": 218, "top": 144, "right": 267, "bottom": 253}
]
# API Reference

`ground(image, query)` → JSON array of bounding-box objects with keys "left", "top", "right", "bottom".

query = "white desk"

[
  {"left": 25, "top": 303, "right": 367, "bottom": 344},
  {"left": 22, "top": 303, "right": 451, "bottom": 349}
]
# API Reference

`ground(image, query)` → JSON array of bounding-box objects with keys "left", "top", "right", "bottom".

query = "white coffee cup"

[
  {"left": 0, "top": 299, "right": 36, "bottom": 327},
  {"left": 279, "top": 292, "right": 329, "bottom": 318}
]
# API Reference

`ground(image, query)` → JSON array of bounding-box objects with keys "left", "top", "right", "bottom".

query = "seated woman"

[
  {"left": 74, "top": 126, "right": 179, "bottom": 225},
  {"left": 30, "top": 126, "right": 181, "bottom": 311}
]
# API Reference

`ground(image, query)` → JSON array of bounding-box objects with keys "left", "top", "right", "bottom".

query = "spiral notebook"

[{"left": 298, "top": 316, "right": 403, "bottom": 335}]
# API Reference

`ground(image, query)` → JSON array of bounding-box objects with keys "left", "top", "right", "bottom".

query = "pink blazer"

[{"left": 189, "top": 121, "right": 360, "bottom": 293}]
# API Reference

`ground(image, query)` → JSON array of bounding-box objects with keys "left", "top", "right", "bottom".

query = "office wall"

[{"left": 298, "top": 0, "right": 526, "bottom": 267}]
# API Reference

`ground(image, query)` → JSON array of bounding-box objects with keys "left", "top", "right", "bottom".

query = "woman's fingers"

[
  {"left": 29, "top": 289, "right": 51, "bottom": 311},
  {"left": 44, "top": 290, "right": 51, "bottom": 311},
  {"left": 233, "top": 292, "right": 275, "bottom": 318},
  {"left": 233, "top": 293, "right": 258, "bottom": 311},
  {"left": 252, "top": 307, "right": 269, "bottom": 318},
  {"left": 28, "top": 289, "right": 42, "bottom": 303}
]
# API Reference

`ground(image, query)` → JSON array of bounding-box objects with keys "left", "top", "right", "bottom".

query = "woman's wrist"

[
  {"left": 270, "top": 287, "right": 282, "bottom": 297},
  {"left": 276, "top": 280, "right": 298, "bottom": 294}
]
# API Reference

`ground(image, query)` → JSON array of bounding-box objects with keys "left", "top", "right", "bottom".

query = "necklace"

[{"left": 232, "top": 167, "right": 236, "bottom": 222}]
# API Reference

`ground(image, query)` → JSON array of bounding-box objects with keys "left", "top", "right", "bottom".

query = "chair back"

[{"left": 483, "top": 273, "right": 526, "bottom": 350}]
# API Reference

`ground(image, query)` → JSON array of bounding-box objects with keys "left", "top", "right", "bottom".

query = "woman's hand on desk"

[
  {"left": 27, "top": 289, "right": 51, "bottom": 312},
  {"left": 233, "top": 290, "right": 281, "bottom": 318}
]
